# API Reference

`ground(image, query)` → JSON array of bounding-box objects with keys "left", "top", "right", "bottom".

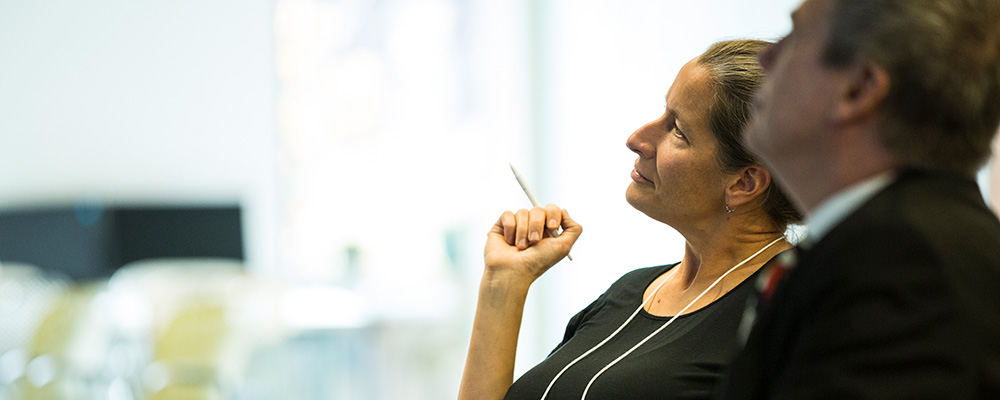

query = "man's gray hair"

[{"left": 822, "top": 0, "right": 1000, "bottom": 175}]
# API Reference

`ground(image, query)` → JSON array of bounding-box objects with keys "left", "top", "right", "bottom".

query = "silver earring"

[{"left": 725, "top": 204, "right": 734, "bottom": 214}]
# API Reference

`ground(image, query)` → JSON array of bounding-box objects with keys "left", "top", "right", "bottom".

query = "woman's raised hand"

[
  {"left": 461, "top": 205, "right": 580, "bottom": 400},
  {"left": 483, "top": 204, "right": 582, "bottom": 285}
]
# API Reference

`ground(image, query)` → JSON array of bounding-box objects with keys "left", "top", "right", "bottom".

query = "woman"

[{"left": 458, "top": 39, "right": 801, "bottom": 400}]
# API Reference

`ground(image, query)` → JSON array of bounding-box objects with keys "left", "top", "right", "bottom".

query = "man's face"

[{"left": 744, "top": 0, "right": 841, "bottom": 181}]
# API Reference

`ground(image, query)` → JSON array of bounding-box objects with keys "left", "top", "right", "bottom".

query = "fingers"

[
  {"left": 484, "top": 207, "right": 582, "bottom": 277},
  {"left": 494, "top": 211, "right": 516, "bottom": 246},
  {"left": 544, "top": 204, "right": 562, "bottom": 230},
  {"left": 536, "top": 209, "right": 582, "bottom": 258},
  {"left": 528, "top": 207, "right": 547, "bottom": 245},
  {"left": 514, "top": 209, "right": 530, "bottom": 249},
  {"left": 495, "top": 206, "right": 559, "bottom": 249},
  {"left": 491, "top": 206, "right": 578, "bottom": 251}
]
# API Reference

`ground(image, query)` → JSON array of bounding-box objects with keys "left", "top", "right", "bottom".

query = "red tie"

[{"left": 760, "top": 249, "right": 797, "bottom": 302}]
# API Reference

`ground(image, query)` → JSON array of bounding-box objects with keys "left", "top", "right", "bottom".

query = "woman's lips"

[{"left": 631, "top": 168, "right": 653, "bottom": 185}]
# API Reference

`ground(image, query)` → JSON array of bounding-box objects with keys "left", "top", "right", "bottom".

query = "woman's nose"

[{"left": 626, "top": 123, "right": 656, "bottom": 159}]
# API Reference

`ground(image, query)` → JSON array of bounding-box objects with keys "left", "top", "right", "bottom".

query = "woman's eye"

[{"left": 673, "top": 126, "right": 688, "bottom": 141}]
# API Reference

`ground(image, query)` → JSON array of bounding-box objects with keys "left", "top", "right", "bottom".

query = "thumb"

[{"left": 550, "top": 209, "right": 582, "bottom": 249}]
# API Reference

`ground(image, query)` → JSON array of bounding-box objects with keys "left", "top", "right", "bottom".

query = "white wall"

[{"left": 0, "top": 0, "right": 279, "bottom": 272}]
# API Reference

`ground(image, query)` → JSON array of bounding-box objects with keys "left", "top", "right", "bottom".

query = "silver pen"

[{"left": 509, "top": 163, "right": 573, "bottom": 261}]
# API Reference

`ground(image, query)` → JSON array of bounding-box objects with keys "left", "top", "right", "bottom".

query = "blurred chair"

[
  {"left": 11, "top": 279, "right": 122, "bottom": 399},
  {"left": 145, "top": 302, "right": 228, "bottom": 400},
  {"left": 108, "top": 258, "right": 275, "bottom": 400},
  {"left": 0, "top": 262, "right": 70, "bottom": 399}
]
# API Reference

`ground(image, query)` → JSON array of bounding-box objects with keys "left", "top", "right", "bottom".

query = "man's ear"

[
  {"left": 832, "top": 61, "right": 890, "bottom": 125},
  {"left": 725, "top": 165, "right": 771, "bottom": 209}
]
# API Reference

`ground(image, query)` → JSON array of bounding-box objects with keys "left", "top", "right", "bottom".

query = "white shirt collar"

[{"left": 803, "top": 171, "right": 897, "bottom": 247}]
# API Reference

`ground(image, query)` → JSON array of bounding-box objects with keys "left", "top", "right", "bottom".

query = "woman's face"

[{"left": 625, "top": 58, "right": 731, "bottom": 231}]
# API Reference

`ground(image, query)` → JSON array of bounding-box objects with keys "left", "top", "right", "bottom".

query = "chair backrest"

[
  {"left": 109, "top": 258, "right": 250, "bottom": 400},
  {"left": 16, "top": 281, "right": 115, "bottom": 400},
  {"left": 0, "top": 262, "right": 70, "bottom": 398}
]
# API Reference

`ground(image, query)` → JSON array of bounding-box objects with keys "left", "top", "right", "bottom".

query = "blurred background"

[{"left": 0, "top": 0, "right": 996, "bottom": 399}]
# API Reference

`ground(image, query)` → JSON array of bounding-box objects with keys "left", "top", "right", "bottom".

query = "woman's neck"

[
  {"left": 642, "top": 228, "right": 791, "bottom": 318},
  {"left": 673, "top": 230, "right": 789, "bottom": 289}
]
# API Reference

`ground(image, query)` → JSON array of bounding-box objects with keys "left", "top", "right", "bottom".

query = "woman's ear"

[{"left": 725, "top": 165, "right": 771, "bottom": 209}]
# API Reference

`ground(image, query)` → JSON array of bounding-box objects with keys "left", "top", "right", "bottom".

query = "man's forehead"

[
  {"left": 795, "top": 0, "right": 831, "bottom": 22},
  {"left": 789, "top": 0, "right": 834, "bottom": 37}
]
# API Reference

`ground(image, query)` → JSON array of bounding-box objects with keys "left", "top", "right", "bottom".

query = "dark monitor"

[{"left": 0, "top": 204, "right": 243, "bottom": 281}]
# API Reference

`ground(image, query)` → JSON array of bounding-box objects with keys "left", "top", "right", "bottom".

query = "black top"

[{"left": 505, "top": 263, "right": 765, "bottom": 400}]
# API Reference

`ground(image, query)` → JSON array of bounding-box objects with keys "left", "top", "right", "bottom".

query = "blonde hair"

[{"left": 698, "top": 39, "right": 802, "bottom": 229}]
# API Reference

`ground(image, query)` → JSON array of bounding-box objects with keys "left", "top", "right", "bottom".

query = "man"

[{"left": 718, "top": 0, "right": 1000, "bottom": 398}]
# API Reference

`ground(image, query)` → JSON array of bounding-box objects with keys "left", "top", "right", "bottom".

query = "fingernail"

[
  {"left": 549, "top": 219, "right": 558, "bottom": 229},
  {"left": 518, "top": 238, "right": 526, "bottom": 248},
  {"left": 529, "top": 231, "right": 540, "bottom": 241}
]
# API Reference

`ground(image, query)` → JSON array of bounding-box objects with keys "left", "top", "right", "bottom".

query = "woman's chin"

[
  {"left": 626, "top": 189, "right": 676, "bottom": 224},
  {"left": 625, "top": 186, "right": 648, "bottom": 212}
]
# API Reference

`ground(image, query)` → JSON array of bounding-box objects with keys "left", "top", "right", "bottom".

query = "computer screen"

[{"left": 0, "top": 204, "right": 243, "bottom": 280}]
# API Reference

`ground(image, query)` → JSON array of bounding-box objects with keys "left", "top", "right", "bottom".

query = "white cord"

[
  {"left": 538, "top": 262, "right": 678, "bottom": 400},
  {"left": 540, "top": 236, "right": 786, "bottom": 400}
]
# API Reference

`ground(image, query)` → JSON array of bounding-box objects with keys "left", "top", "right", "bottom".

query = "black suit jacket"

[{"left": 718, "top": 170, "right": 1000, "bottom": 399}]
